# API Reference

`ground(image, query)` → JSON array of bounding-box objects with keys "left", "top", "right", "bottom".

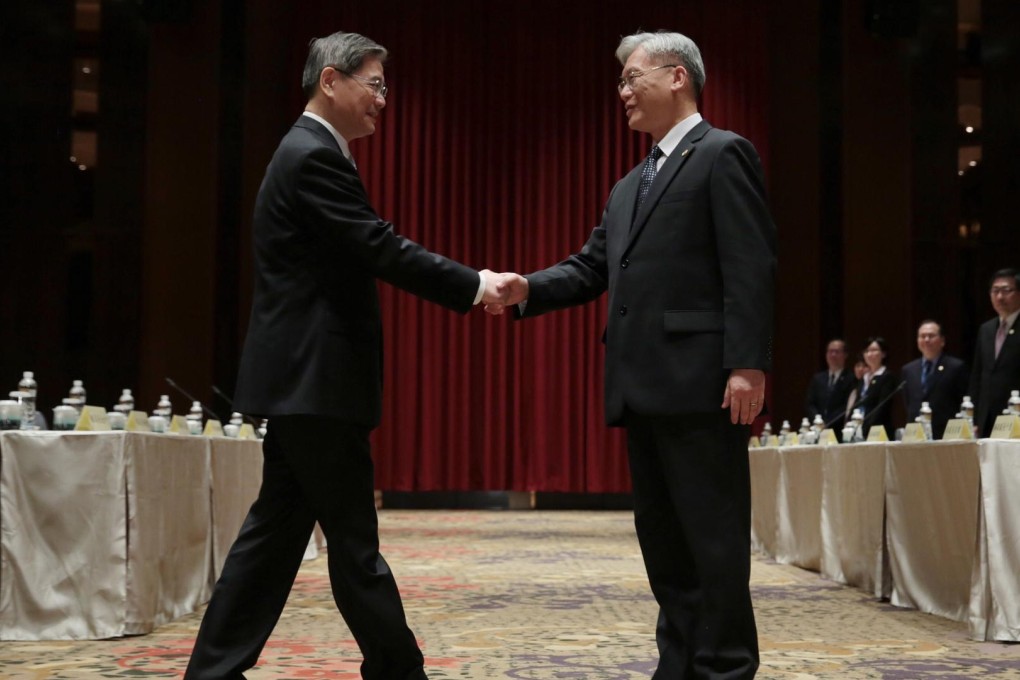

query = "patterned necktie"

[
  {"left": 995, "top": 319, "right": 1008, "bottom": 359},
  {"left": 921, "top": 360, "right": 931, "bottom": 390},
  {"left": 636, "top": 146, "right": 663, "bottom": 211}
]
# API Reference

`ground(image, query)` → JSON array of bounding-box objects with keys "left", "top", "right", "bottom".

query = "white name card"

[
  {"left": 818, "top": 429, "right": 838, "bottom": 445},
  {"left": 866, "top": 426, "right": 889, "bottom": 442},
  {"left": 203, "top": 419, "right": 225, "bottom": 437},
  {"left": 989, "top": 415, "right": 1020, "bottom": 440},
  {"left": 75, "top": 405, "right": 110, "bottom": 431},
  {"left": 901, "top": 423, "right": 926, "bottom": 442},
  {"left": 126, "top": 410, "right": 151, "bottom": 432},
  {"left": 942, "top": 418, "right": 974, "bottom": 441}
]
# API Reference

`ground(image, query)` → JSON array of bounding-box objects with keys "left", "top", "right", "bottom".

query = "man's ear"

[
  {"left": 671, "top": 65, "right": 688, "bottom": 92},
  {"left": 320, "top": 67, "right": 337, "bottom": 95}
]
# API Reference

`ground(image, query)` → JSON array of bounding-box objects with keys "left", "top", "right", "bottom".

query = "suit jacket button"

[
  {"left": 621, "top": 259, "right": 629, "bottom": 268},
  {"left": 619, "top": 305, "right": 628, "bottom": 316}
]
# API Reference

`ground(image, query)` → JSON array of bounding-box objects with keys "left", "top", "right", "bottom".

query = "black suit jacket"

[
  {"left": 856, "top": 369, "right": 898, "bottom": 438},
  {"left": 234, "top": 116, "right": 480, "bottom": 427},
  {"left": 519, "top": 120, "right": 776, "bottom": 425},
  {"left": 969, "top": 316, "right": 1020, "bottom": 435},
  {"left": 900, "top": 354, "right": 968, "bottom": 439},
  {"left": 805, "top": 370, "right": 854, "bottom": 430}
]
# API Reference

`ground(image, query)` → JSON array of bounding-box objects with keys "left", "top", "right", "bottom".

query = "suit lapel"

[{"left": 626, "top": 120, "right": 710, "bottom": 254}]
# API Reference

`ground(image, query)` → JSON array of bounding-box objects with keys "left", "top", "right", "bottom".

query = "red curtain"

[{"left": 273, "top": 1, "right": 769, "bottom": 491}]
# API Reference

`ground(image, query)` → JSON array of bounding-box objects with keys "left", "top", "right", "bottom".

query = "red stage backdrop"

[{"left": 270, "top": 0, "right": 769, "bottom": 491}]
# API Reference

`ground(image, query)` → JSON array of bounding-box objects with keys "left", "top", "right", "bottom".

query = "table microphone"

[
  {"left": 211, "top": 385, "right": 260, "bottom": 426},
  {"left": 859, "top": 380, "right": 908, "bottom": 425},
  {"left": 165, "top": 377, "right": 220, "bottom": 420}
]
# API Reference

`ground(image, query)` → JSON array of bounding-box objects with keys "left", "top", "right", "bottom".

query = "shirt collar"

[
  {"left": 655, "top": 113, "right": 703, "bottom": 160},
  {"left": 1001, "top": 309, "right": 1020, "bottom": 330},
  {"left": 301, "top": 111, "right": 353, "bottom": 162}
]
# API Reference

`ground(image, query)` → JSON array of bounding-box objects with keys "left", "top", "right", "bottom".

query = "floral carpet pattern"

[{"left": 2, "top": 510, "right": 1018, "bottom": 679}]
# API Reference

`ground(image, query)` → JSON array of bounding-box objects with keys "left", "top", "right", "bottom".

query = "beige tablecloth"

[
  {"left": 969, "top": 440, "right": 1020, "bottom": 641},
  {"left": 774, "top": 446, "right": 823, "bottom": 570},
  {"left": 0, "top": 431, "right": 265, "bottom": 640},
  {"left": 820, "top": 442, "right": 888, "bottom": 597},
  {"left": 885, "top": 440, "right": 980, "bottom": 624},
  {"left": 749, "top": 447, "right": 781, "bottom": 557},
  {"left": 751, "top": 439, "right": 1020, "bottom": 641}
]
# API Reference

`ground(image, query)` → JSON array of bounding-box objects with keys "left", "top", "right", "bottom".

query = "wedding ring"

[{"left": 749, "top": 401, "right": 759, "bottom": 406}]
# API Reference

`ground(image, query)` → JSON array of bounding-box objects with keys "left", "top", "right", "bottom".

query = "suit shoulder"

[
  {"left": 943, "top": 354, "right": 966, "bottom": 369},
  {"left": 901, "top": 358, "right": 921, "bottom": 373}
]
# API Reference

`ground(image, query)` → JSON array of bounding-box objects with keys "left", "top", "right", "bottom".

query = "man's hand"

[
  {"left": 721, "top": 368, "right": 765, "bottom": 425},
  {"left": 480, "top": 272, "right": 528, "bottom": 314}
]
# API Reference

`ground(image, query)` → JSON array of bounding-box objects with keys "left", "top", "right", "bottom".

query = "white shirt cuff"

[{"left": 473, "top": 271, "right": 486, "bottom": 305}]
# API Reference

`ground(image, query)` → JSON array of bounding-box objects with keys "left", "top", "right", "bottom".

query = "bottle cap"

[{"left": 23, "top": 371, "right": 33, "bottom": 379}]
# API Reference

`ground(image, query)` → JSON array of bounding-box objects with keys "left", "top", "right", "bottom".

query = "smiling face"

[
  {"left": 316, "top": 56, "right": 387, "bottom": 141},
  {"left": 864, "top": 342, "right": 886, "bottom": 371},
  {"left": 916, "top": 322, "right": 945, "bottom": 361},
  {"left": 618, "top": 46, "right": 685, "bottom": 141}
]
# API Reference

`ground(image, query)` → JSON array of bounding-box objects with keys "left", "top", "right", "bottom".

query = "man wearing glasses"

[
  {"left": 184, "top": 31, "right": 512, "bottom": 679},
  {"left": 488, "top": 30, "right": 775, "bottom": 679},
  {"left": 970, "top": 268, "right": 1020, "bottom": 436}
]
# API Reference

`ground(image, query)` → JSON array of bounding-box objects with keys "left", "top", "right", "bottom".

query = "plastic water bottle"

[
  {"left": 961, "top": 395, "right": 974, "bottom": 424},
  {"left": 919, "top": 401, "right": 933, "bottom": 440},
  {"left": 761, "top": 422, "right": 773, "bottom": 441},
  {"left": 17, "top": 371, "right": 37, "bottom": 429},
  {"left": 257, "top": 419, "right": 268, "bottom": 439},
  {"left": 1009, "top": 390, "right": 1020, "bottom": 416},
  {"left": 68, "top": 380, "right": 86, "bottom": 413},
  {"left": 154, "top": 394, "right": 172, "bottom": 420},
  {"left": 229, "top": 412, "right": 244, "bottom": 427},
  {"left": 116, "top": 389, "right": 135, "bottom": 414},
  {"left": 851, "top": 408, "right": 865, "bottom": 442}
]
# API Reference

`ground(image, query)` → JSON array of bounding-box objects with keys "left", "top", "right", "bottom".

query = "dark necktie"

[
  {"left": 995, "top": 319, "right": 1008, "bottom": 359},
  {"left": 921, "top": 360, "right": 932, "bottom": 390},
  {"left": 636, "top": 146, "right": 663, "bottom": 211},
  {"left": 828, "top": 373, "right": 836, "bottom": 388}
]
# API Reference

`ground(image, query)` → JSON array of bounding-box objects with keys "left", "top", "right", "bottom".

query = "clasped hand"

[{"left": 479, "top": 270, "right": 528, "bottom": 314}]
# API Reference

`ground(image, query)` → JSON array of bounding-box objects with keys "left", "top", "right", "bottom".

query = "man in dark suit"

[
  {"left": 970, "top": 268, "right": 1020, "bottom": 436},
  {"left": 901, "top": 320, "right": 969, "bottom": 439},
  {"left": 805, "top": 338, "right": 854, "bottom": 437},
  {"left": 184, "top": 32, "right": 510, "bottom": 680},
  {"left": 489, "top": 30, "right": 774, "bottom": 680}
]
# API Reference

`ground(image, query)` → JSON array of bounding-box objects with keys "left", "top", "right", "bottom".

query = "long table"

[
  {"left": 0, "top": 431, "right": 264, "bottom": 640},
  {"left": 749, "top": 439, "right": 1020, "bottom": 642}
]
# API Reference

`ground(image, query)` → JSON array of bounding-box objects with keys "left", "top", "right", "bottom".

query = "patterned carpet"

[{"left": 2, "top": 510, "right": 1019, "bottom": 679}]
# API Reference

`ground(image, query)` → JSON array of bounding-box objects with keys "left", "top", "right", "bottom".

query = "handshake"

[{"left": 480, "top": 270, "right": 529, "bottom": 315}]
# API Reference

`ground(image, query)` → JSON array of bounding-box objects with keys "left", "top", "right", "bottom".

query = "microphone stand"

[
  {"left": 853, "top": 379, "right": 907, "bottom": 441},
  {"left": 211, "top": 385, "right": 261, "bottom": 426},
  {"left": 165, "top": 378, "right": 220, "bottom": 420}
]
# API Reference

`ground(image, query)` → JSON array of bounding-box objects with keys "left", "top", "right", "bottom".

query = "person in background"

[
  {"left": 844, "top": 351, "right": 868, "bottom": 420},
  {"left": 856, "top": 337, "right": 897, "bottom": 438},
  {"left": 805, "top": 338, "right": 854, "bottom": 438},
  {"left": 969, "top": 268, "right": 1020, "bottom": 436},
  {"left": 901, "top": 320, "right": 968, "bottom": 439}
]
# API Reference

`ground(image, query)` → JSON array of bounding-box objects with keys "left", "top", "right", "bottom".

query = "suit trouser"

[
  {"left": 625, "top": 411, "right": 759, "bottom": 680},
  {"left": 184, "top": 415, "right": 426, "bottom": 680}
]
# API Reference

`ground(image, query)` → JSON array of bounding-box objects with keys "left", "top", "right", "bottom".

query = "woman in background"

[{"left": 856, "top": 337, "right": 898, "bottom": 438}]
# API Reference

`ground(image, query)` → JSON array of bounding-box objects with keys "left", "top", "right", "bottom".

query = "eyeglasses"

[
  {"left": 617, "top": 64, "right": 677, "bottom": 93},
  {"left": 990, "top": 286, "right": 1017, "bottom": 296},
  {"left": 329, "top": 66, "right": 388, "bottom": 98}
]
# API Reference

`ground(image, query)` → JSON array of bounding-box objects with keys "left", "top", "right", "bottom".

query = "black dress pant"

[
  {"left": 184, "top": 415, "right": 426, "bottom": 680},
  {"left": 625, "top": 411, "right": 759, "bottom": 680}
]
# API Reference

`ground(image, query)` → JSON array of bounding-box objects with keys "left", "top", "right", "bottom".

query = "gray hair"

[
  {"left": 616, "top": 31, "right": 706, "bottom": 97},
  {"left": 301, "top": 31, "right": 388, "bottom": 99}
]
